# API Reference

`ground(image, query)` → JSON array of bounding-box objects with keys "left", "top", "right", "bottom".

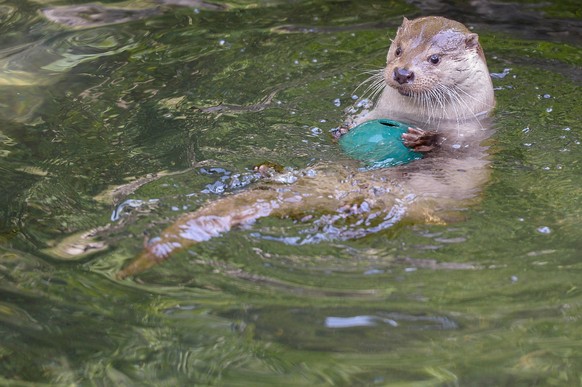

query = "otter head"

[{"left": 385, "top": 16, "right": 492, "bottom": 110}]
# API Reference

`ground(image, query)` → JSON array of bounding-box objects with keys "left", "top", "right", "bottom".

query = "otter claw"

[
  {"left": 331, "top": 125, "right": 351, "bottom": 140},
  {"left": 402, "top": 127, "right": 438, "bottom": 152},
  {"left": 253, "top": 162, "right": 284, "bottom": 178}
]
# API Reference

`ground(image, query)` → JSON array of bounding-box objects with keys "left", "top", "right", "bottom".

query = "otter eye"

[
  {"left": 395, "top": 47, "right": 402, "bottom": 57},
  {"left": 429, "top": 54, "right": 440, "bottom": 64}
]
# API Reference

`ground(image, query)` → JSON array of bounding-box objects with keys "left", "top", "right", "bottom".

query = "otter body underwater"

[{"left": 118, "top": 16, "right": 496, "bottom": 278}]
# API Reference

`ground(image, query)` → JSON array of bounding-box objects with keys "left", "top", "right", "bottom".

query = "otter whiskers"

[{"left": 354, "top": 68, "right": 385, "bottom": 105}]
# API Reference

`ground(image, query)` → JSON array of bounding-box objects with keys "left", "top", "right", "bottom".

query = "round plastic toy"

[{"left": 339, "top": 119, "right": 423, "bottom": 169}]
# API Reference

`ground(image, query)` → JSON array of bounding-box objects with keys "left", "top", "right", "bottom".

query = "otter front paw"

[{"left": 402, "top": 127, "right": 438, "bottom": 152}]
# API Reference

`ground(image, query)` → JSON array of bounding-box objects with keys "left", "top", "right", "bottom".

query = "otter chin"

[{"left": 397, "top": 88, "right": 412, "bottom": 97}]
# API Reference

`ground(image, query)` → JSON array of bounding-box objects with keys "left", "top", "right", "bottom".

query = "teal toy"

[{"left": 339, "top": 119, "right": 423, "bottom": 169}]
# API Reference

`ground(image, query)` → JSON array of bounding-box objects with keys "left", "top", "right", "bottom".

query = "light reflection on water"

[{"left": 0, "top": 0, "right": 581, "bottom": 385}]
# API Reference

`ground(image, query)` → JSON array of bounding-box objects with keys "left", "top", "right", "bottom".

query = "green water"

[{"left": 1, "top": 0, "right": 581, "bottom": 385}]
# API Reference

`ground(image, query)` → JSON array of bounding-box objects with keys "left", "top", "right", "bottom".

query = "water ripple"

[{"left": 41, "top": 29, "right": 139, "bottom": 72}]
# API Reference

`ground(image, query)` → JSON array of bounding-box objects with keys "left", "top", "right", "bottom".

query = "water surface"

[{"left": 1, "top": 0, "right": 581, "bottom": 385}]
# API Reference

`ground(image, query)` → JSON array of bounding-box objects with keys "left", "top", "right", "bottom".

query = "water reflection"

[
  {"left": 0, "top": 24, "right": 142, "bottom": 122},
  {"left": 41, "top": 0, "right": 228, "bottom": 29},
  {"left": 42, "top": 4, "right": 164, "bottom": 28},
  {"left": 221, "top": 307, "right": 459, "bottom": 353},
  {"left": 42, "top": 29, "right": 139, "bottom": 72},
  {"left": 324, "top": 313, "right": 458, "bottom": 330}
]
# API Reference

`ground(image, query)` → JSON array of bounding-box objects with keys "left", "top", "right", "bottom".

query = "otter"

[
  {"left": 117, "top": 16, "right": 496, "bottom": 278},
  {"left": 341, "top": 16, "right": 495, "bottom": 148}
]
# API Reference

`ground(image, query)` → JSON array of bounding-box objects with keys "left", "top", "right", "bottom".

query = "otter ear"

[
  {"left": 465, "top": 33, "right": 480, "bottom": 49},
  {"left": 398, "top": 17, "right": 410, "bottom": 34}
]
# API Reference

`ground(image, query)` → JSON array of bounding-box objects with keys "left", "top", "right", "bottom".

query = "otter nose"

[{"left": 393, "top": 67, "right": 414, "bottom": 85}]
